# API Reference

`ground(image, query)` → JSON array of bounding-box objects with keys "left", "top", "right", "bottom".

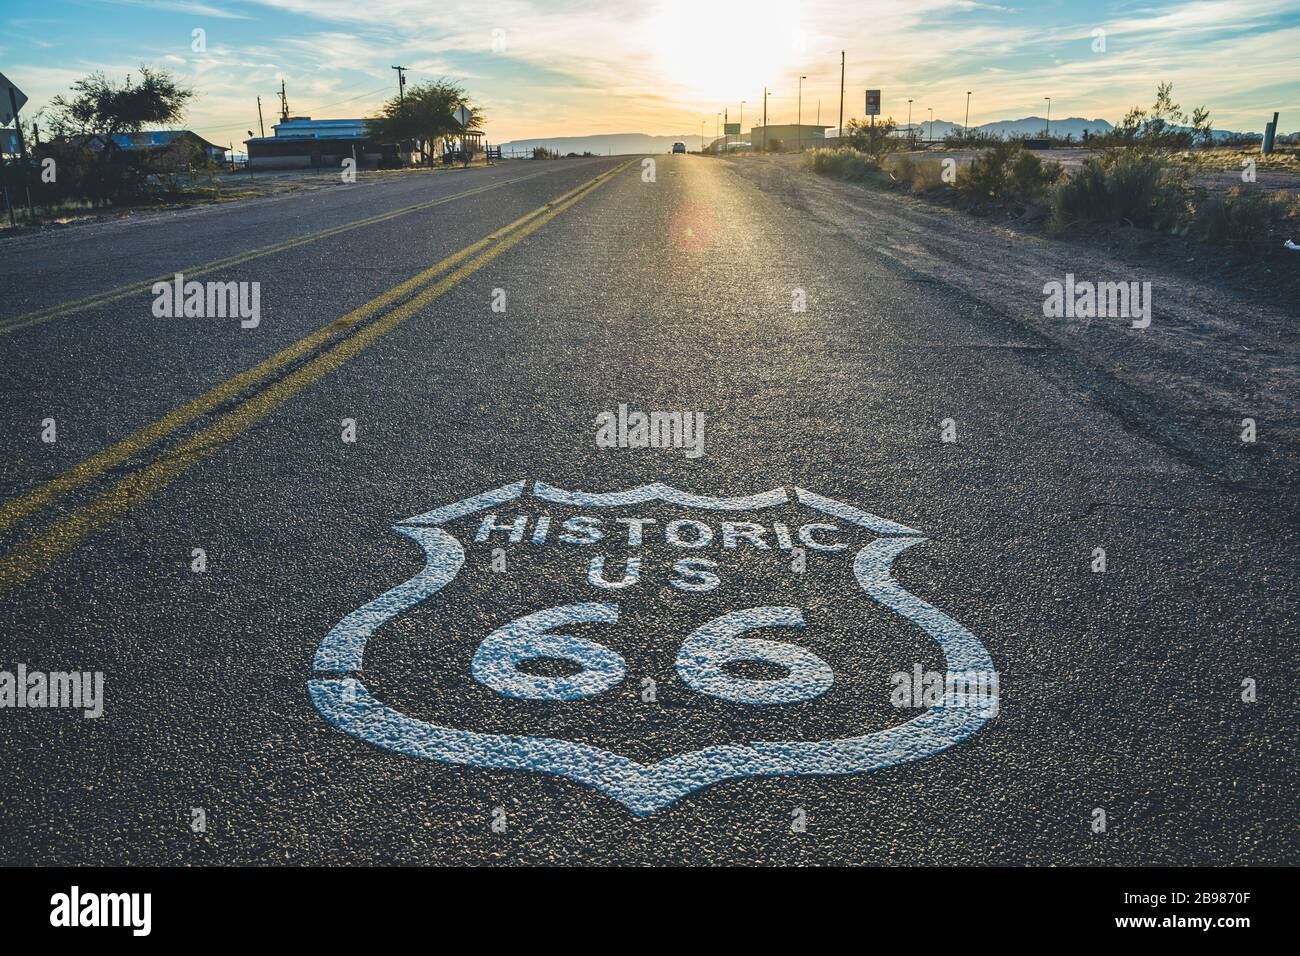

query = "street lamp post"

[
  {"left": 965, "top": 91, "right": 971, "bottom": 139},
  {"left": 1044, "top": 96, "right": 1051, "bottom": 137},
  {"left": 797, "top": 75, "right": 807, "bottom": 152},
  {"left": 763, "top": 88, "right": 771, "bottom": 151},
  {"left": 740, "top": 100, "right": 745, "bottom": 150},
  {"left": 907, "top": 98, "right": 913, "bottom": 146},
  {"left": 716, "top": 113, "right": 721, "bottom": 153},
  {"left": 928, "top": 107, "right": 934, "bottom": 143}
]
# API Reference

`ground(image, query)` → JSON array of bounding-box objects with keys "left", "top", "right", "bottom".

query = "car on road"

[{"left": 672, "top": 142, "right": 686, "bottom": 154}]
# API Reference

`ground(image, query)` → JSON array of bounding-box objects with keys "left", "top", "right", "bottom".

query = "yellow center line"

[
  {"left": 0, "top": 162, "right": 628, "bottom": 536},
  {"left": 0, "top": 163, "right": 583, "bottom": 334},
  {"left": 0, "top": 160, "right": 631, "bottom": 595}
]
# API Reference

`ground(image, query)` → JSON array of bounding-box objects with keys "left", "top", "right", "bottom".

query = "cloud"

[
  {"left": 101, "top": 0, "right": 257, "bottom": 20},
  {"left": 11, "top": 0, "right": 1300, "bottom": 138}
]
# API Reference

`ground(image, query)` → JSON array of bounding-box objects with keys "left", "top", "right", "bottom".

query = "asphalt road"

[{"left": 0, "top": 155, "right": 1294, "bottom": 864}]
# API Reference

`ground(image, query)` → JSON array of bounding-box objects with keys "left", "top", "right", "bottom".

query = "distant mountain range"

[
  {"left": 880, "top": 116, "right": 1111, "bottom": 141},
  {"left": 895, "top": 116, "right": 1269, "bottom": 142},
  {"left": 926, "top": 116, "right": 1112, "bottom": 139},
  {"left": 498, "top": 117, "right": 1282, "bottom": 156}
]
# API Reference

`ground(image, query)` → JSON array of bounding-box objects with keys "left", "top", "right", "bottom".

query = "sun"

[{"left": 644, "top": 0, "right": 807, "bottom": 107}]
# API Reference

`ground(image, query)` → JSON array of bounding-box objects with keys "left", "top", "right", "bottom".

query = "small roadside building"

[
  {"left": 749, "top": 124, "right": 832, "bottom": 151},
  {"left": 244, "top": 116, "right": 408, "bottom": 170},
  {"left": 82, "top": 130, "right": 228, "bottom": 166}
]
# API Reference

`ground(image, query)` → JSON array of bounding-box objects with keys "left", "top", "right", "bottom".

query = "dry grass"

[{"left": 1172, "top": 145, "right": 1300, "bottom": 172}]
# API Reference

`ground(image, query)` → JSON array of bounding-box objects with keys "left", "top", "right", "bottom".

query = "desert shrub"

[
  {"left": 956, "top": 141, "right": 1059, "bottom": 203},
  {"left": 844, "top": 117, "right": 901, "bottom": 160},
  {"left": 1191, "top": 188, "right": 1299, "bottom": 246},
  {"left": 905, "top": 158, "right": 946, "bottom": 193},
  {"left": 26, "top": 141, "right": 109, "bottom": 206},
  {"left": 1051, "top": 152, "right": 1190, "bottom": 231},
  {"left": 809, "top": 147, "right": 884, "bottom": 184},
  {"left": 1090, "top": 82, "right": 1212, "bottom": 150},
  {"left": 23, "top": 136, "right": 220, "bottom": 209},
  {"left": 1010, "top": 151, "right": 1062, "bottom": 196},
  {"left": 957, "top": 142, "right": 1011, "bottom": 199}
]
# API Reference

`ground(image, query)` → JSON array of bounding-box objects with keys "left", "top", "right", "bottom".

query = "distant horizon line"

[{"left": 496, "top": 114, "right": 1285, "bottom": 143}]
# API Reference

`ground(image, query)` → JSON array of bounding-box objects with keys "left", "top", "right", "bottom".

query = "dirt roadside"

[
  {"left": 726, "top": 153, "right": 1300, "bottom": 487},
  {"left": 0, "top": 159, "right": 507, "bottom": 235}
]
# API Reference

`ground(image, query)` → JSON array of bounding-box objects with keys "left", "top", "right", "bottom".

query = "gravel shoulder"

[{"left": 727, "top": 154, "right": 1300, "bottom": 489}]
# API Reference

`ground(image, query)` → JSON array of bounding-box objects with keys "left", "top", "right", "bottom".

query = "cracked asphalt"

[{"left": 0, "top": 155, "right": 1295, "bottom": 864}]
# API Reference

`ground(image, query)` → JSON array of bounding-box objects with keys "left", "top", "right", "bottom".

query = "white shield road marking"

[{"left": 308, "top": 481, "right": 998, "bottom": 816}]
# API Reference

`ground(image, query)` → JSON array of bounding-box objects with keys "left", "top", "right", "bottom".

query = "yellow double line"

[
  {"left": 0, "top": 160, "right": 631, "bottom": 594},
  {"left": 0, "top": 164, "right": 574, "bottom": 335}
]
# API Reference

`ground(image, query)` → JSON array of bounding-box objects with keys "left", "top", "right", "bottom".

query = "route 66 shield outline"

[{"left": 308, "top": 480, "right": 998, "bottom": 816}]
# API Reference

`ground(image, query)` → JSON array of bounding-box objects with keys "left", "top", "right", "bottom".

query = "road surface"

[{"left": 0, "top": 155, "right": 1294, "bottom": 864}]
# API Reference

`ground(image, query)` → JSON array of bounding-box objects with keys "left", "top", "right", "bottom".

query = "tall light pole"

[
  {"left": 965, "top": 91, "right": 971, "bottom": 139},
  {"left": 716, "top": 112, "right": 721, "bottom": 152},
  {"left": 763, "top": 88, "right": 771, "bottom": 151},
  {"left": 838, "top": 51, "right": 845, "bottom": 142},
  {"left": 1044, "top": 96, "right": 1051, "bottom": 137},
  {"left": 928, "top": 107, "right": 934, "bottom": 143},
  {"left": 740, "top": 100, "right": 745, "bottom": 148},
  {"left": 907, "top": 98, "right": 913, "bottom": 146},
  {"left": 797, "top": 74, "right": 807, "bottom": 152}
]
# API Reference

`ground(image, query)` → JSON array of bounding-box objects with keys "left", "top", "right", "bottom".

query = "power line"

[
  {"left": 187, "top": 84, "right": 391, "bottom": 132},
  {"left": 311, "top": 84, "right": 392, "bottom": 113},
  {"left": 188, "top": 84, "right": 393, "bottom": 139}
]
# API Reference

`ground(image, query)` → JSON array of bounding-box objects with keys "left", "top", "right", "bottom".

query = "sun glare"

[{"left": 646, "top": 0, "right": 806, "bottom": 106}]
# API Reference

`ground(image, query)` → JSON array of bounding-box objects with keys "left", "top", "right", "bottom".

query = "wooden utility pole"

[
  {"left": 391, "top": 66, "right": 407, "bottom": 103},
  {"left": 257, "top": 96, "right": 265, "bottom": 137},
  {"left": 838, "top": 51, "right": 845, "bottom": 142},
  {"left": 798, "top": 75, "right": 806, "bottom": 152}
]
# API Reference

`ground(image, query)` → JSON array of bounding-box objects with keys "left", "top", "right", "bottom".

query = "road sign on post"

[
  {"left": 724, "top": 123, "right": 740, "bottom": 135},
  {"left": 865, "top": 89, "right": 881, "bottom": 117},
  {"left": 453, "top": 105, "right": 472, "bottom": 128},
  {"left": 0, "top": 72, "right": 27, "bottom": 126},
  {"left": 0, "top": 72, "right": 34, "bottom": 221}
]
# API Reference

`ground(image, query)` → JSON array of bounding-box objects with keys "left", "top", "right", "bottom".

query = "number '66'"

[{"left": 471, "top": 603, "right": 833, "bottom": 705}]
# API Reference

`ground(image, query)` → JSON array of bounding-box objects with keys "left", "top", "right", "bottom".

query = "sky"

[{"left": 2, "top": 0, "right": 1297, "bottom": 148}]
